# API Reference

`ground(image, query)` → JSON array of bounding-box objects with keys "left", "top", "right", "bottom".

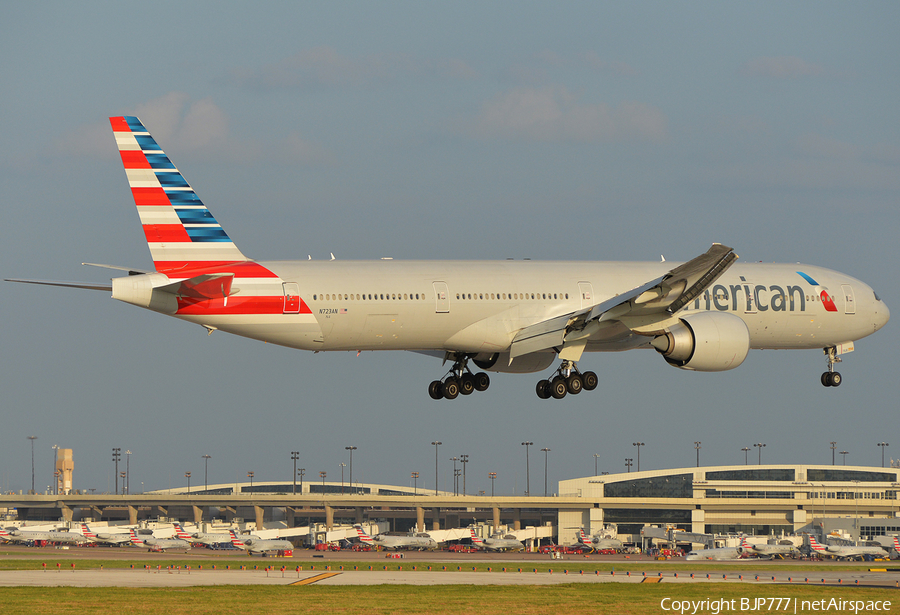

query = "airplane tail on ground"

[
  {"left": 469, "top": 528, "right": 485, "bottom": 546},
  {"left": 229, "top": 529, "right": 247, "bottom": 549},
  {"left": 893, "top": 536, "right": 899, "bottom": 552},
  {"left": 81, "top": 524, "right": 97, "bottom": 540},
  {"left": 808, "top": 536, "right": 827, "bottom": 552},
  {"left": 172, "top": 522, "right": 193, "bottom": 541},
  {"left": 0, "top": 528, "right": 12, "bottom": 542},
  {"left": 128, "top": 529, "right": 144, "bottom": 546},
  {"left": 354, "top": 525, "right": 374, "bottom": 544},
  {"left": 109, "top": 116, "right": 247, "bottom": 273}
]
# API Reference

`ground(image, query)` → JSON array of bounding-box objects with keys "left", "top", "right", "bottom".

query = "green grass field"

[{"left": 0, "top": 584, "right": 896, "bottom": 615}]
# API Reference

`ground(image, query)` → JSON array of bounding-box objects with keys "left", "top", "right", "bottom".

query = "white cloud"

[
  {"left": 51, "top": 93, "right": 332, "bottom": 166},
  {"left": 468, "top": 87, "right": 667, "bottom": 142},
  {"left": 739, "top": 56, "right": 824, "bottom": 79},
  {"left": 230, "top": 46, "right": 477, "bottom": 90}
]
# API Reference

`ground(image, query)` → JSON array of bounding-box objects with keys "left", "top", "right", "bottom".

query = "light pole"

[
  {"left": 431, "top": 441, "right": 441, "bottom": 495},
  {"left": 319, "top": 470, "right": 326, "bottom": 491},
  {"left": 340, "top": 463, "right": 346, "bottom": 494},
  {"left": 119, "top": 471, "right": 126, "bottom": 493},
  {"left": 202, "top": 454, "right": 211, "bottom": 492},
  {"left": 489, "top": 472, "right": 496, "bottom": 497},
  {"left": 450, "top": 457, "right": 459, "bottom": 495},
  {"left": 298, "top": 468, "right": 305, "bottom": 494},
  {"left": 852, "top": 480, "right": 861, "bottom": 535},
  {"left": 594, "top": 453, "right": 600, "bottom": 476},
  {"left": 830, "top": 441, "right": 837, "bottom": 466},
  {"left": 51, "top": 445, "right": 58, "bottom": 495},
  {"left": 247, "top": 471, "right": 254, "bottom": 490},
  {"left": 345, "top": 446, "right": 357, "bottom": 494},
  {"left": 754, "top": 443, "right": 766, "bottom": 465},
  {"left": 185, "top": 471, "right": 191, "bottom": 494},
  {"left": 28, "top": 436, "right": 37, "bottom": 495},
  {"left": 125, "top": 450, "right": 131, "bottom": 495},
  {"left": 742, "top": 447, "right": 750, "bottom": 465},
  {"left": 625, "top": 458, "right": 633, "bottom": 473},
  {"left": 632, "top": 442, "right": 644, "bottom": 472},
  {"left": 411, "top": 471, "right": 419, "bottom": 495},
  {"left": 460, "top": 454, "right": 469, "bottom": 495},
  {"left": 694, "top": 441, "right": 701, "bottom": 468},
  {"left": 878, "top": 442, "right": 889, "bottom": 468},
  {"left": 840, "top": 450, "right": 849, "bottom": 465},
  {"left": 291, "top": 452, "right": 299, "bottom": 495},
  {"left": 521, "top": 442, "right": 533, "bottom": 496},
  {"left": 541, "top": 448, "right": 551, "bottom": 497},
  {"left": 112, "top": 448, "right": 121, "bottom": 495}
]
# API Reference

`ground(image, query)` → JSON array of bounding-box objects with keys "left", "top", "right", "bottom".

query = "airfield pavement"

[{"left": 1, "top": 545, "right": 899, "bottom": 588}]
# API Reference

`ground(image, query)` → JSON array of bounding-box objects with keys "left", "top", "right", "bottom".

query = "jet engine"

[
  {"left": 651, "top": 311, "right": 750, "bottom": 372},
  {"left": 472, "top": 351, "right": 555, "bottom": 374}
]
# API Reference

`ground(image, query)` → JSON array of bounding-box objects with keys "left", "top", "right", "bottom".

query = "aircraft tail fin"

[
  {"left": 354, "top": 525, "right": 374, "bottom": 544},
  {"left": 109, "top": 116, "right": 248, "bottom": 273},
  {"left": 469, "top": 527, "right": 485, "bottom": 545},
  {"left": 229, "top": 529, "right": 247, "bottom": 549},
  {"left": 808, "top": 536, "right": 826, "bottom": 552},
  {"left": 81, "top": 524, "right": 97, "bottom": 540},
  {"left": 0, "top": 528, "right": 11, "bottom": 541},
  {"left": 172, "top": 522, "right": 192, "bottom": 541},
  {"left": 128, "top": 529, "right": 144, "bottom": 546},
  {"left": 893, "top": 536, "right": 899, "bottom": 551}
]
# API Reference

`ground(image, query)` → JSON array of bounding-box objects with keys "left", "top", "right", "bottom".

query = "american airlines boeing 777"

[{"left": 7, "top": 117, "right": 889, "bottom": 399}]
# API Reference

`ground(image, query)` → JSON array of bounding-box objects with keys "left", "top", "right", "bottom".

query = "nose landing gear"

[
  {"left": 535, "top": 360, "right": 598, "bottom": 399},
  {"left": 428, "top": 354, "right": 491, "bottom": 400},
  {"left": 821, "top": 346, "right": 842, "bottom": 387}
]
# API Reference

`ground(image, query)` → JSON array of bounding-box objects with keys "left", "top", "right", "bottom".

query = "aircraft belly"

[{"left": 178, "top": 314, "right": 324, "bottom": 350}]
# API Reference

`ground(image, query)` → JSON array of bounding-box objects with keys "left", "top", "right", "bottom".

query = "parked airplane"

[
  {"left": 129, "top": 529, "right": 191, "bottom": 552},
  {"left": 172, "top": 522, "right": 232, "bottom": 547},
  {"left": 739, "top": 536, "right": 797, "bottom": 558},
  {"left": 469, "top": 527, "right": 524, "bottom": 552},
  {"left": 228, "top": 529, "right": 293, "bottom": 555},
  {"left": 354, "top": 525, "right": 438, "bottom": 550},
  {"left": 81, "top": 524, "right": 132, "bottom": 545},
  {"left": 0, "top": 527, "right": 90, "bottom": 545},
  {"left": 578, "top": 527, "right": 623, "bottom": 552},
  {"left": 7, "top": 117, "right": 889, "bottom": 399},
  {"left": 808, "top": 535, "right": 886, "bottom": 560}
]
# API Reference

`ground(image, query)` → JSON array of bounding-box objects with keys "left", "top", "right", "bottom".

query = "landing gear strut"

[
  {"left": 821, "top": 346, "right": 842, "bottom": 387},
  {"left": 428, "top": 354, "right": 491, "bottom": 400},
  {"left": 535, "top": 360, "right": 598, "bottom": 400}
]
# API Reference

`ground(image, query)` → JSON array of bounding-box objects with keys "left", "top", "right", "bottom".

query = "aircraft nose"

[{"left": 874, "top": 295, "right": 890, "bottom": 331}]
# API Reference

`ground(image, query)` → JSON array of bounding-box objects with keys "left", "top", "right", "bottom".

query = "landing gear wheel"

[
  {"left": 566, "top": 374, "right": 583, "bottom": 395},
  {"left": 550, "top": 376, "right": 568, "bottom": 399},
  {"left": 821, "top": 372, "right": 831, "bottom": 387},
  {"left": 428, "top": 380, "right": 444, "bottom": 399},
  {"left": 830, "top": 372, "right": 842, "bottom": 387},
  {"left": 536, "top": 380, "right": 551, "bottom": 399},
  {"left": 459, "top": 374, "right": 475, "bottom": 395},
  {"left": 442, "top": 378, "right": 460, "bottom": 400},
  {"left": 473, "top": 372, "right": 491, "bottom": 392},
  {"left": 582, "top": 371, "right": 598, "bottom": 391}
]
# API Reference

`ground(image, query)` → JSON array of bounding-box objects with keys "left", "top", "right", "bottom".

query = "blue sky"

[{"left": 2, "top": 2, "right": 898, "bottom": 496}]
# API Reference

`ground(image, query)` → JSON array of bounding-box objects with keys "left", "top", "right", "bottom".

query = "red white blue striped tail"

[{"left": 109, "top": 116, "right": 248, "bottom": 273}]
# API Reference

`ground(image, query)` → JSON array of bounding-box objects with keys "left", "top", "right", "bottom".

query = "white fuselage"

[{"left": 169, "top": 260, "right": 887, "bottom": 359}]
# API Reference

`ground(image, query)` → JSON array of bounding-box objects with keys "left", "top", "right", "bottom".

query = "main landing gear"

[
  {"left": 428, "top": 354, "right": 491, "bottom": 400},
  {"left": 535, "top": 360, "right": 598, "bottom": 400},
  {"left": 821, "top": 346, "right": 842, "bottom": 387}
]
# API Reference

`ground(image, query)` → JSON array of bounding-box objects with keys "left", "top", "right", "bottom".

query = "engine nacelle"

[
  {"left": 651, "top": 311, "right": 750, "bottom": 372},
  {"left": 472, "top": 351, "right": 555, "bottom": 374}
]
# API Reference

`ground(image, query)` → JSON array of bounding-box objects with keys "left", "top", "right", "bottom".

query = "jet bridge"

[{"left": 641, "top": 526, "right": 714, "bottom": 551}]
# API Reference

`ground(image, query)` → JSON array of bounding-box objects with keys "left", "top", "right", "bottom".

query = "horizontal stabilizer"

[
  {"left": 4, "top": 278, "right": 112, "bottom": 292},
  {"left": 82, "top": 262, "right": 151, "bottom": 276}
]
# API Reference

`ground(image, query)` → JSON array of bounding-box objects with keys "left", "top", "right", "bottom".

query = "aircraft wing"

[{"left": 509, "top": 244, "right": 737, "bottom": 359}]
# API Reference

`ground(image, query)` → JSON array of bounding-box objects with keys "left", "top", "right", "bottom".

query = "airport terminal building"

[
  {"left": 560, "top": 464, "right": 900, "bottom": 542},
  {"left": 4, "top": 464, "right": 899, "bottom": 545}
]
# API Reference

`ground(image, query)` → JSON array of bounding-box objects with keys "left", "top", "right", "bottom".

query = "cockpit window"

[{"left": 874, "top": 291, "right": 882, "bottom": 301}]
